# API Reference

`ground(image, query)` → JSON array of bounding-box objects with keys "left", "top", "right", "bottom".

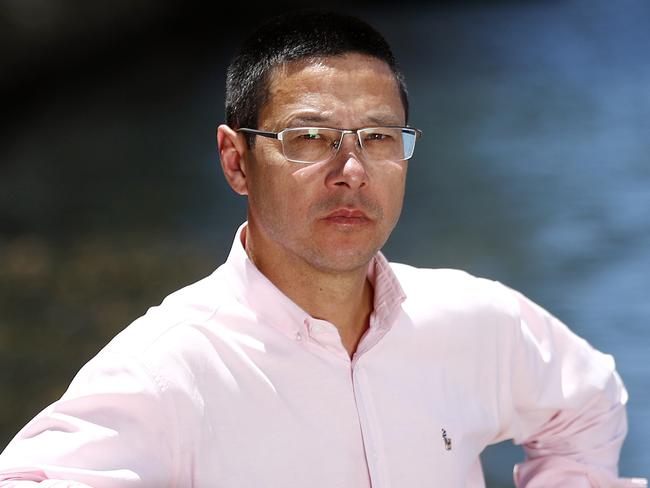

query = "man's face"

[{"left": 243, "top": 53, "right": 409, "bottom": 274}]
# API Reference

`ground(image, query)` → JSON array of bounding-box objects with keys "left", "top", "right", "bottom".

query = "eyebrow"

[
  {"left": 286, "top": 114, "right": 330, "bottom": 127},
  {"left": 364, "top": 114, "right": 404, "bottom": 126},
  {"left": 284, "top": 112, "right": 404, "bottom": 128}
]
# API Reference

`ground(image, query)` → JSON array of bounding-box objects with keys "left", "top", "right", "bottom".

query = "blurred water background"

[{"left": 1, "top": 1, "right": 648, "bottom": 485}]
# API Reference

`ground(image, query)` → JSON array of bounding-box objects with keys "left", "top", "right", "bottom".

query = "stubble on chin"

[{"left": 303, "top": 203, "right": 395, "bottom": 274}]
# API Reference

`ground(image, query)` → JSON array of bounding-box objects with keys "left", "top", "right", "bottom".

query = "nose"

[{"left": 326, "top": 133, "right": 368, "bottom": 190}]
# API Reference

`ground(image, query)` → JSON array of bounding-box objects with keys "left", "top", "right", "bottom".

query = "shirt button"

[{"left": 295, "top": 331, "right": 302, "bottom": 341}]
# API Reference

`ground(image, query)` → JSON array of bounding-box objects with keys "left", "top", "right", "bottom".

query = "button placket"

[
  {"left": 295, "top": 317, "right": 310, "bottom": 342},
  {"left": 352, "top": 363, "right": 384, "bottom": 487}
]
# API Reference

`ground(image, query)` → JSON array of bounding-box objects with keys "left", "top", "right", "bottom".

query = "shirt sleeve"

[
  {"left": 497, "top": 284, "right": 647, "bottom": 488},
  {"left": 0, "top": 352, "right": 179, "bottom": 487}
]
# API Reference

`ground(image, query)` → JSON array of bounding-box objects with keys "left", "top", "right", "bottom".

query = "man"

[{"left": 0, "top": 9, "right": 645, "bottom": 488}]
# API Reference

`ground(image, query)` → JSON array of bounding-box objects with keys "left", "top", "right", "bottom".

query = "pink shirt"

[{"left": 0, "top": 223, "right": 646, "bottom": 487}]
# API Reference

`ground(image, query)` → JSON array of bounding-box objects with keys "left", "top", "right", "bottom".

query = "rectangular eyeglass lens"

[
  {"left": 284, "top": 128, "right": 337, "bottom": 162},
  {"left": 362, "top": 128, "right": 411, "bottom": 161}
]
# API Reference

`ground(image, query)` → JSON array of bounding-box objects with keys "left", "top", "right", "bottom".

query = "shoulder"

[
  {"left": 61, "top": 265, "right": 242, "bottom": 399},
  {"left": 95, "top": 265, "right": 238, "bottom": 360},
  {"left": 389, "top": 261, "right": 520, "bottom": 316}
]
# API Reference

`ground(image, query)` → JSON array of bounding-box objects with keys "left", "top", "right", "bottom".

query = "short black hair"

[{"left": 224, "top": 10, "right": 409, "bottom": 145}]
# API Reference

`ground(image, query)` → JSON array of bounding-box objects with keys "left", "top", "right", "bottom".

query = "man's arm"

[
  {"left": 0, "top": 479, "right": 92, "bottom": 487},
  {"left": 497, "top": 284, "right": 646, "bottom": 487},
  {"left": 0, "top": 352, "right": 178, "bottom": 487}
]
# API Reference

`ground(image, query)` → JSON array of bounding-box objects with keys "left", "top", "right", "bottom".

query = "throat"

[
  {"left": 243, "top": 222, "right": 375, "bottom": 356},
  {"left": 303, "top": 277, "right": 375, "bottom": 358}
]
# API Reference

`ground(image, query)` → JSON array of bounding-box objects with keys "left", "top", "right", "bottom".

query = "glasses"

[{"left": 237, "top": 126, "right": 422, "bottom": 164}]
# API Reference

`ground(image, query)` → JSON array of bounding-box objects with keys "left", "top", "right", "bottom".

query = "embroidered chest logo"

[{"left": 441, "top": 428, "right": 452, "bottom": 451}]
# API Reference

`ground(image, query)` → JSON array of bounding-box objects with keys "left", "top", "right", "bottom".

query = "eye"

[
  {"left": 293, "top": 128, "right": 325, "bottom": 141},
  {"left": 300, "top": 132, "right": 322, "bottom": 140},
  {"left": 367, "top": 133, "right": 386, "bottom": 140},
  {"left": 364, "top": 131, "right": 393, "bottom": 141}
]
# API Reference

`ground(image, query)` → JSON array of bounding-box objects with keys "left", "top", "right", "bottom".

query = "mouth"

[{"left": 322, "top": 208, "right": 371, "bottom": 225}]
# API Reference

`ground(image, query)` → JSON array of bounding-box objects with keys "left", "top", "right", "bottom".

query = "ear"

[{"left": 217, "top": 124, "right": 249, "bottom": 195}]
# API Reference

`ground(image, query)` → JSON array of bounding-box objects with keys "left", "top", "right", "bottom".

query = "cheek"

[
  {"left": 248, "top": 163, "right": 313, "bottom": 224},
  {"left": 378, "top": 164, "right": 407, "bottom": 212},
  {"left": 251, "top": 176, "right": 287, "bottom": 218}
]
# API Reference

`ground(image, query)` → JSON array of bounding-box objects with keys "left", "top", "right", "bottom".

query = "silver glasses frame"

[{"left": 237, "top": 126, "right": 422, "bottom": 164}]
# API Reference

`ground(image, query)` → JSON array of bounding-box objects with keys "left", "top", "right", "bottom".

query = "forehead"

[{"left": 260, "top": 53, "right": 405, "bottom": 127}]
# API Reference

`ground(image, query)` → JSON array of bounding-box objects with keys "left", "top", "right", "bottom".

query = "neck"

[
  {"left": 296, "top": 270, "right": 374, "bottom": 357},
  {"left": 244, "top": 226, "right": 374, "bottom": 357}
]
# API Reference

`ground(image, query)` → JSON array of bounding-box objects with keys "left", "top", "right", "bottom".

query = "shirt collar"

[{"left": 222, "top": 221, "right": 406, "bottom": 341}]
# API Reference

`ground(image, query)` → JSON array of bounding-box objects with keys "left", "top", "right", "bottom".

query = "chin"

[{"left": 306, "top": 246, "right": 379, "bottom": 274}]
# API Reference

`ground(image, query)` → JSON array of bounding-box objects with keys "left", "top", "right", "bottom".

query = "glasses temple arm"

[{"left": 237, "top": 128, "right": 279, "bottom": 140}]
